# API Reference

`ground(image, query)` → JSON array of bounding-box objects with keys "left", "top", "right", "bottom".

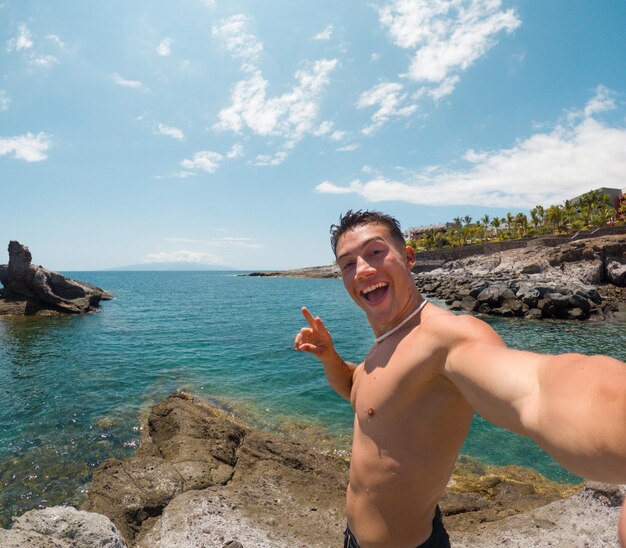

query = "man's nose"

[{"left": 356, "top": 256, "right": 375, "bottom": 279}]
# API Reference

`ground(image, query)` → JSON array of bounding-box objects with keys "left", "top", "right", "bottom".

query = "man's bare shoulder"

[{"left": 418, "top": 305, "right": 504, "bottom": 350}]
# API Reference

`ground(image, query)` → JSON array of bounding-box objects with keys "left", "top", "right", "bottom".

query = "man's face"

[{"left": 335, "top": 223, "right": 417, "bottom": 330}]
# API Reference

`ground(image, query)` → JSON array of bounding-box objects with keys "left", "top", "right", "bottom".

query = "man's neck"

[{"left": 368, "top": 292, "right": 424, "bottom": 340}]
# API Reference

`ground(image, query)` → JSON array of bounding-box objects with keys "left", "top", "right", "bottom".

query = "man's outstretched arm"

[
  {"left": 294, "top": 307, "right": 357, "bottom": 401},
  {"left": 443, "top": 315, "right": 626, "bottom": 484}
]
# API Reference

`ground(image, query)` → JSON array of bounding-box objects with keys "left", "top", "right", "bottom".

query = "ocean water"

[{"left": 0, "top": 271, "right": 625, "bottom": 527}]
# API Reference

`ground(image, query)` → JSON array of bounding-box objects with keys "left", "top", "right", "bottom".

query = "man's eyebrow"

[{"left": 336, "top": 237, "right": 386, "bottom": 262}]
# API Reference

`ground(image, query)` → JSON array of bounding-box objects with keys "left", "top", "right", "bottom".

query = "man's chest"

[{"left": 351, "top": 343, "right": 445, "bottom": 418}]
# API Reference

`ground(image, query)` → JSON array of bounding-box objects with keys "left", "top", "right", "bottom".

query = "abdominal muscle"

[{"left": 346, "top": 362, "right": 473, "bottom": 547}]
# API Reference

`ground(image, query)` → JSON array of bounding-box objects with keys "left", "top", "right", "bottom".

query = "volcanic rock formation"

[{"left": 0, "top": 240, "right": 112, "bottom": 315}]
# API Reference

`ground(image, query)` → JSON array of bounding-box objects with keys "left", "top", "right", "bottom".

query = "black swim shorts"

[{"left": 343, "top": 506, "right": 450, "bottom": 548}]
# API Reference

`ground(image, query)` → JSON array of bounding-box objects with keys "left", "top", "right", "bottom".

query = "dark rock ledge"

[
  {"left": 0, "top": 392, "right": 623, "bottom": 546},
  {"left": 415, "top": 234, "right": 626, "bottom": 321},
  {"left": 0, "top": 241, "right": 112, "bottom": 316}
]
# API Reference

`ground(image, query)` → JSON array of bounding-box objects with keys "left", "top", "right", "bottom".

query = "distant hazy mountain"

[{"left": 106, "top": 262, "right": 233, "bottom": 271}]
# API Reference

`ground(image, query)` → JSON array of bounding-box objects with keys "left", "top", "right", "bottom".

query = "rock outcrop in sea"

[{"left": 0, "top": 240, "right": 112, "bottom": 316}]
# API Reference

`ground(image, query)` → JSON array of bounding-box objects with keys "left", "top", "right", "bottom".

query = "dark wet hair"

[{"left": 330, "top": 209, "right": 406, "bottom": 256}]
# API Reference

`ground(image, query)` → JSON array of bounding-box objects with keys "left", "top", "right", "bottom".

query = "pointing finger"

[{"left": 301, "top": 307, "right": 318, "bottom": 329}]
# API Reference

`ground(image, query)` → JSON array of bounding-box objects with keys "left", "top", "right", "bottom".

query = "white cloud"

[
  {"left": 144, "top": 250, "right": 225, "bottom": 265},
  {"left": 157, "top": 37, "right": 173, "bottom": 57},
  {"left": 427, "top": 75, "right": 459, "bottom": 101},
  {"left": 582, "top": 85, "right": 615, "bottom": 118},
  {"left": 6, "top": 24, "right": 33, "bottom": 51},
  {"left": 0, "top": 132, "right": 51, "bottom": 162},
  {"left": 359, "top": 0, "right": 521, "bottom": 131},
  {"left": 45, "top": 34, "right": 66, "bottom": 50},
  {"left": 313, "top": 24, "right": 333, "bottom": 41},
  {"left": 313, "top": 120, "right": 334, "bottom": 136},
  {"left": 337, "top": 143, "right": 360, "bottom": 152},
  {"left": 357, "top": 81, "right": 417, "bottom": 135},
  {"left": 6, "top": 26, "right": 66, "bottom": 69},
  {"left": 253, "top": 151, "right": 287, "bottom": 167},
  {"left": 316, "top": 180, "right": 355, "bottom": 194},
  {"left": 0, "top": 90, "right": 9, "bottom": 111},
  {"left": 32, "top": 54, "right": 59, "bottom": 68},
  {"left": 371, "top": 52, "right": 382, "bottom": 62},
  {"left": 166, "top": 236, "right": 263, "bottom": 249},
  {"left": 168, "top": 170, "right": 197, "bottom": 179},
  {"left": 379, "top": 0, "right": 520, "bottom": 83},
  {"left": 318, "top": 90, "right": 626, "bottom": 208},
  {"left": 156, "top": 123, "right": 185, "bottom": 141},
  {"left": 110, "top": 73, "right": 145, "bottom": 89},
  {"left": 330, "top": 129, "right": 347, "bottom": 141},
  {"left": 226, "top": 143, "right": 244, "bottom": 159},
  {"left": 212, "top": 15, "right": 339, "bottom": 162},
  {"left": 200, "top": 0, "right": 217, "bottom": 9},
  {"left": 215, "top": 58, "right": 338, "bottom": 150},
  {"left": 212, "top": 14, "right": 263, "bottom": 62},
  {"left": 180, "top": 150, "right": 223, "bottom": 173}
]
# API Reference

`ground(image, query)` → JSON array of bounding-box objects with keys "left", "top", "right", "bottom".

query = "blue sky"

[{"left": 1, "top": 0, "right": 625, "bottom": 270}]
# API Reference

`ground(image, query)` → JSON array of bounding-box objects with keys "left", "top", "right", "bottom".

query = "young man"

[{"left": 294, "top": 210, "right": 626, "bottom": 548}]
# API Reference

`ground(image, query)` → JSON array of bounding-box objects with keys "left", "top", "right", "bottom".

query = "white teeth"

[{"left": 362, "top": 282, "right": 388, "bottom": 294}]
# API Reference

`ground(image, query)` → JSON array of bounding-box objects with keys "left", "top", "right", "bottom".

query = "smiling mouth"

[{"left": 361, "top": 282, "right": 389, "bottom": 303}]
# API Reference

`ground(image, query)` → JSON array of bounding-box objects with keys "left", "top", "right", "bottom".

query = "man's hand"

[
  {"left": 294, "top": 307, "right": 356, "bottom": 401},
  {"left": 294, "top": 307, "right": 336, "bottom": 362}
]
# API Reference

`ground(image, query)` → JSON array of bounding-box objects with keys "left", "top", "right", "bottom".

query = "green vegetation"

[{"left": 409, "top": 189, "right": 624, "bottom": 251}]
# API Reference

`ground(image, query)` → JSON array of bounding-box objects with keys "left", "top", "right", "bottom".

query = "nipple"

[{"left": 367, "top": 407, "right": 375, "bottom": 417}]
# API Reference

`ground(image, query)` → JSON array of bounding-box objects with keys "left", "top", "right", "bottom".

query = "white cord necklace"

[{"left": 375, "top": 299, "right": 428, "bottom": 344}]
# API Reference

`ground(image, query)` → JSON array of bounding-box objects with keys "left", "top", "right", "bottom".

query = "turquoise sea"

[{"left": 1, "top": 271, "right": 625, "bottom": 527}]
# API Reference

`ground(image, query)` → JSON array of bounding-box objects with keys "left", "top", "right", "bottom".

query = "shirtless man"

[{"left": 294, "top": 210, "right": 626, "bottom": 548}]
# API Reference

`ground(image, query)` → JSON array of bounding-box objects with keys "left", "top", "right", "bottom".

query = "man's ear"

[{"left": 405, "top": 245, "right": 416, "bottom": 268}]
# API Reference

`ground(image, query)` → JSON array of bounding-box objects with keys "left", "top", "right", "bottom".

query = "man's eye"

[{"left": 341, "top": 261, "right": 355, "bottom": 270}]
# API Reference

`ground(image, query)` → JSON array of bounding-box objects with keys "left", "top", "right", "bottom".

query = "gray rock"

[
  {"left": 520, "top": 263, "right": 542, "bottom": 274},
  {"left": 517, "top": 288, "right": 541, "bottom": 308},
  {"left": 476, "top": 286, "right": 501, "bottom": 306},
  {"left": 606, "top": 260, "right": 626, "bottom": 286},
  {"left": 0, "top": 241, "right": 112, "bottom": 315},
  {"left": 524, "top": 308, "right": 543, "bottom": 320},
  {"left": 0, "top": 506, "right": 126, "bottom": 547},
  {"left": 500, "top": 298, "right": 525, "bottom": 316},
  {"left": 460, "top": 296, "right": 479, "bottom": 312},
  {"left": 498, "top": 288, "right": 517, "bottom": 303}
]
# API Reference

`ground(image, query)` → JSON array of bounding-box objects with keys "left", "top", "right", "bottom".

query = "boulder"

[
  {"left": 603, "top": 242, "right": 626, "bottom": 286},
  {"left": 83, "top": 392, "right": 350, "bottom": 547},
  {"left": 524, "top": 308, "right": 543, "bottom": 320},
  {"left": 0, "top": 241, "right": 112, "bottom": 316},
  {"left": 0, "top": 506, "right": 125, "bottom": 547}
]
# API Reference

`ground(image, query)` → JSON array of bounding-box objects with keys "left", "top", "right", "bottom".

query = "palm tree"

[
  {"left": 490, "top": 216, "right": 501, "bottom": 237},
  {"left": 515, "top": 212, "right": 529, "bottom": 237},
  {"left": 545, "top": 205, "right": 563, "bottom": 233}
]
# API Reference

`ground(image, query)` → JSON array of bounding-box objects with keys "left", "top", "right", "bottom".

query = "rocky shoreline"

[
  {"left": 247, "top": 234, "right": 626, "bottom": 321},
  {"left": 1, "top": 392, "right": 623, "bottom": 547},
  {"left": 415, "top": 234, "right": 626, "bottom": 321}
]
